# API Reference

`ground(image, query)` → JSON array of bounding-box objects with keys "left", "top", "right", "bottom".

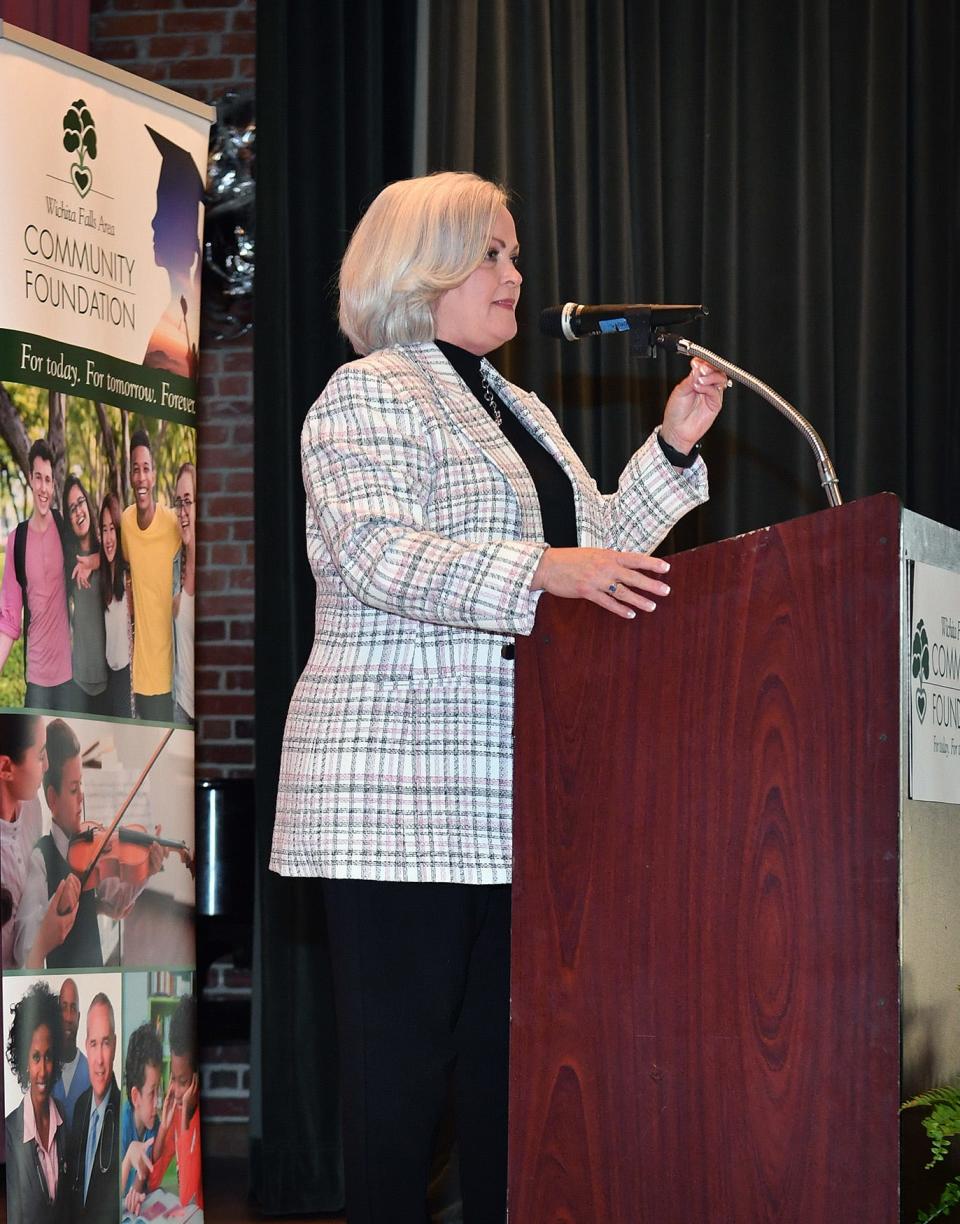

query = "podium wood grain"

[{"left": 509, "top": 495, "right": 901, "bottom": 1223}]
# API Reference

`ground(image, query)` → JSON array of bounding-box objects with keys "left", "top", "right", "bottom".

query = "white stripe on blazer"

[{"left": 271, "top": 341, "right": 708, "bottom": 884}]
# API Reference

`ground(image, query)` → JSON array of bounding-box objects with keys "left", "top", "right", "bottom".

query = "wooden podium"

[{"left": 509, "top": 494, "right": 959, "bottom": 1223}]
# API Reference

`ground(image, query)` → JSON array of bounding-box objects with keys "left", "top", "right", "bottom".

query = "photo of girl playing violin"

[{"left": 11, "top": 714, "right": 196, "bottom": 971}]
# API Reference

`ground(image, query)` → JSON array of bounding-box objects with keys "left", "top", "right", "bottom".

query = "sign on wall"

[{"left": 0, "top": 22, "right": 213, "bottom": 1223}]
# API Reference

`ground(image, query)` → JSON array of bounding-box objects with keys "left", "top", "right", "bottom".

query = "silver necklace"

[{"left": 479, "top": 366, "right": 503, "bottom": 429}]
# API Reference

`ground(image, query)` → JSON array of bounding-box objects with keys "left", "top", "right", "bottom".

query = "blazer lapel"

[{"left": 401, "top": 344, "right": 544, "bottom": 531}]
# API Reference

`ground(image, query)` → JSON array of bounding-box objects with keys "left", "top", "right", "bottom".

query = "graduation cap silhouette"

[{"left": 146, "top": 126, "right": 204, "bottom": 200}]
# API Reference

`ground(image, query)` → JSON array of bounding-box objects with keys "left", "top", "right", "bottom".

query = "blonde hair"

[{"left": 339, "top": 172, "right": 508, "bottom": 355}]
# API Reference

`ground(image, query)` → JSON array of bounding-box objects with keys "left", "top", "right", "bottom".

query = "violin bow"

[{"left": 74, "top": 727, "right": 175, "bottom": 891}]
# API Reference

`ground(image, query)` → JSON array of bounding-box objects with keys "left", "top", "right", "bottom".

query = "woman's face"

[
  {"left": 27, "top": 1023, "right": 55, "bottom": 1110},
  {"left": 101, "top": 506, "right": 117, "bottom": 565},
  {"left": 66, "top": 483, "right": 90, "bottom": 542},
  {"left": 175, "top": 471, "right": 195, "bottom": 543},
  {"left": 434, "top": 206, "right": 522, "bottom": 357}
]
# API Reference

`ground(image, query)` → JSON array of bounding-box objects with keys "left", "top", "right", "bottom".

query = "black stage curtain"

[
  {"left": 253, "top": 0, "right": 957, "bottom": 1213},
  {"left": 423, "top": 0, "right": 959, "bottom": 545},
  {"left": 251, "top": 0, "right": 416, "bottom": 1212}
]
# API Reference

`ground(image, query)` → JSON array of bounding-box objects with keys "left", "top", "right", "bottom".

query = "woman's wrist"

[
  {"left": 657, "top": 430, "right": 701, "bottom": 468},
  {"left": 530, "top": 545, "right": 552, "bottom": 592}
]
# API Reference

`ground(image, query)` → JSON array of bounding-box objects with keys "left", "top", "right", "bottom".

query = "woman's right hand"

[{"left": 531, "top": 547, "right": 671, "bottom": 619}]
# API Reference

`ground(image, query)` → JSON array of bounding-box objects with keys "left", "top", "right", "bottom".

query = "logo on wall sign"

[
  {"left": 912, "top": 617, "right": 930, "bottom": 723},
  {"left": 62, "top": 99, "right": 98, "bottom": 197}
]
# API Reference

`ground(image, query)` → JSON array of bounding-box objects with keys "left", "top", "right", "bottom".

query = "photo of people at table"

[
  {"left": 0, "top": 390, "right": 196, "bottom": 725},
  {"left": 121, "top": 973, "right": 203, "bottom": 1222},
  {"left": 1, "top": 712, "right": 195, "bottom": 972}
]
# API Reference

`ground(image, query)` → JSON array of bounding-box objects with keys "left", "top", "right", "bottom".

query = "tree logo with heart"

[
  {"left": 912, "top": 617, "right": 930, "bottom": 724},
  {"left": 62, "top": 99, "right": 98, "bottom": 198}
]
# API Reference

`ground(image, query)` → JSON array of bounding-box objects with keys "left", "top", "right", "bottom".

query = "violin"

[
  {"left": 57, "top": 728, "right": 192, "bottom": 915},
  {"left": 67, "top": 821, "right": 196, "bottom": 889}
]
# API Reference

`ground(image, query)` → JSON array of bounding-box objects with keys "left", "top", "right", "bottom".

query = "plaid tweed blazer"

[{"left": 271, "top": 341, "right": 708, "bottom": 884}]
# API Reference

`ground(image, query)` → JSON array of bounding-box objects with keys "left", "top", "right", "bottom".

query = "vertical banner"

[
  {"left": 909, "top": 560, "right": 960, "bottom": 804},
  {"left": 0, "top": 23, "right": 213, "bottom": 1223}
]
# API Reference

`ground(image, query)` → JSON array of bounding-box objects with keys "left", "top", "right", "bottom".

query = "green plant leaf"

[{"left": 902, "top": 1085, "right": 960, "bottom": 1113}]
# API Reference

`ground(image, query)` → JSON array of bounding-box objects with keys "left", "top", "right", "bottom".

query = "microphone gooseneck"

[{"left": 655, "top": 332, "right": 843, "bottom": 508}]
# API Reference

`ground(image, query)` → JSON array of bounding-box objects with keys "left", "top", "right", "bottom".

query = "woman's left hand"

[{"left": 660, "top": 358, "right": 728, "bottom": 455}]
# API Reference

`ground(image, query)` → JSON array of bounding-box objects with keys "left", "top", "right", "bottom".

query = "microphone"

[{"left": 540, "top": 302, "right": 707, "bottom": 342}]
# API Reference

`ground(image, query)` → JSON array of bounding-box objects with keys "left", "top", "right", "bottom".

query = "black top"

[{"left": 435, "top": 341, "right": 578, "bottom": 548}]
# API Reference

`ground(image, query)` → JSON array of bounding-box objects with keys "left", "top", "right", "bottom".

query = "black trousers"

[
  {"left": 105, "top": 664, "right": 132, "bottom": 718},
  {"left": 322, "top": 878, "right": 511, "bottom": 1224}
]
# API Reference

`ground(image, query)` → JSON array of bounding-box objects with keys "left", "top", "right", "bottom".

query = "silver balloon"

[{"left": 203, "top": 91, "right": 255, "bottom": 340}]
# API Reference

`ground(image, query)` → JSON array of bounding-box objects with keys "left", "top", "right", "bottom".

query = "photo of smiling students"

[
  {"left": 2, "top": 407, "right": 196, "bottom": 722},
  {"left": 99, "top": 493, "right": 135, "bottom": 719}
]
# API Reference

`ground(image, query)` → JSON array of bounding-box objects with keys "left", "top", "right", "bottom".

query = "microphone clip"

[{"left": 627, "top": 308, "right": 704, "bottom": 357}]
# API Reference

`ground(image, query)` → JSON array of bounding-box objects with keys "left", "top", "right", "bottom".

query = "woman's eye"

[{"left": 511, "top": 256, "right": 521, "bottom": 268}]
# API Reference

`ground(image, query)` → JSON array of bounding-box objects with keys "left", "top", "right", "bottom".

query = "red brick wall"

[{"left": 89, "top": 0, "right": 256, "bottom": 775}]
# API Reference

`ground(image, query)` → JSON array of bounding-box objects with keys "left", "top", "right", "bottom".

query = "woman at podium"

[{"left": 272, "top": 170, "right": 725, "bottom": 1223}]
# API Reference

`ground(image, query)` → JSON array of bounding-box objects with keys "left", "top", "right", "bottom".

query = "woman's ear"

[{"left": 0, "top": 753, "right": 14, "bottom": 783}]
